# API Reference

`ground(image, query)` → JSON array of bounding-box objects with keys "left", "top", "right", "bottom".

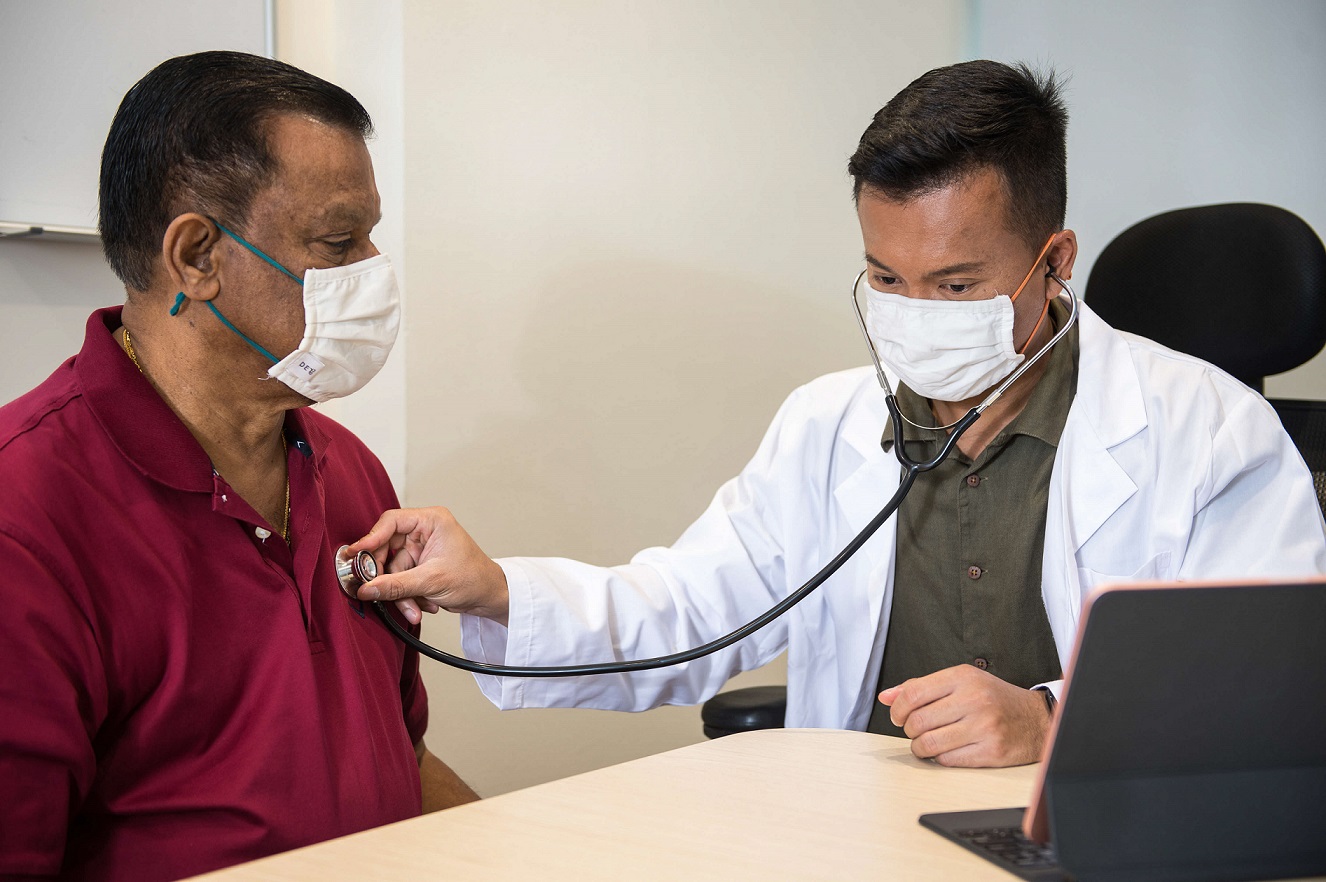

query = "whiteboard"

[{"left": 0, "top": 0, "right": 270, "bottom": 231}]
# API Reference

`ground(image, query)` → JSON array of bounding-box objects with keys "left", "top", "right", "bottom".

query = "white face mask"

[
  {"left": 193, "top": 223, "right": 401, "bottom": 403},
  {"left": 267, "top": 255, "right": 401, "bottom": 403},
  {"left": 860, "top": 235, "right": 1057, "bottom": 402},
  {"left": 864, "top": 288, "right": 1022, "bottom": 402}
]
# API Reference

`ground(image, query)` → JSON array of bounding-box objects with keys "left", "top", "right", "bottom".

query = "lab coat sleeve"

[
  {"left": 1180, "top": 392, "right": 1326, "bottom": 578},
  {"left": 459, "top": 384, "right": 820, "bottom": 713}
]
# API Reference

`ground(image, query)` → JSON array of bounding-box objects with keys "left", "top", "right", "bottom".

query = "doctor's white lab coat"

[{"left": 460, "top": 301, "right": 1326, "bottom": 729}]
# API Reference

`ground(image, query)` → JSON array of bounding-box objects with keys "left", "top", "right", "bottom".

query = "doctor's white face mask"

[
  {"left": 863, "top": 235, "right": 1056, "bottom": 402},
  {"left": 173, "top": 221, "right": 401, "bottom": 403}
]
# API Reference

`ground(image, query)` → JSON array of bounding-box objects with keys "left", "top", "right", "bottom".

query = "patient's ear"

[{"left": 162, "top": 213, "right": 223, "bottom": 305}]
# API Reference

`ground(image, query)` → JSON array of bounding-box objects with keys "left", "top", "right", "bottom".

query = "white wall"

[
  {"left": 970, "top": 0, "right": 1326, "bottom": 399},
  {"left": 400, "top": 0, "right": 964, "bottom": 795}
]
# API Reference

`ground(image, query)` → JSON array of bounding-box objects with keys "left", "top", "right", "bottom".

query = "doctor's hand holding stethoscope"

[{"left": 347, "top": 184, "right": 1081, "bottom": 768}]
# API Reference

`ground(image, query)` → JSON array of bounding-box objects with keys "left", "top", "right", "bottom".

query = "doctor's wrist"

[{"left": 1034, "top": 686, "right": 1057, "bottom": 718}]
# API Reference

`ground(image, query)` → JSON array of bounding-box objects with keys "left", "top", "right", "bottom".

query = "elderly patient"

[{"left": 0, "top": 51, "right": 476, "bottom": 881}]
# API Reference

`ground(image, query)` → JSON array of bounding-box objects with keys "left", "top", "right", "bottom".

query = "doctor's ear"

[
  {"left": 161, "top": 213, "right": 223, "bottom": 304},
  {"left": 1045, "top": 230, "right": 1078, "bottom": 281}
]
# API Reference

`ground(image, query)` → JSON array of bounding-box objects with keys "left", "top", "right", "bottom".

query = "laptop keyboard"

[{"left": 954, "top": 825, "right": 1059, "bottom": 871}]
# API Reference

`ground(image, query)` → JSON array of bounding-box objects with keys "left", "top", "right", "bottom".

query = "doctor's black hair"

[
  {"left": 848, "top": 60, "right": 1068, "bottom": 250},
  {"left": 99, "top": 50, "right": 373, "bottom": 293}
]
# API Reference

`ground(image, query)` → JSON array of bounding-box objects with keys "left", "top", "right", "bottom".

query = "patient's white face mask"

[
  {"left": 268, "top": 255, "right": 401, "bottom": 403},
  {"left": 863, "top": 236, "right": 1055, "bottom": 402},
  {"left": 185, "top": 222, "right": 401, "bottom": 403}
]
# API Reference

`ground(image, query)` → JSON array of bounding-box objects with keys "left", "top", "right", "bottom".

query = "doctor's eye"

[
  {"left": 944, "top": 283, "right": 972, "bottom": 294},
  {"left": 872, "top": 273, "right": 900, "bottom": 287}
]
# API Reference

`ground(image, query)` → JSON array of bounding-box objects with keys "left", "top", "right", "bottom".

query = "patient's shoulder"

[{"left": 0, "top": 357, "right": 82, "bottom": 458}]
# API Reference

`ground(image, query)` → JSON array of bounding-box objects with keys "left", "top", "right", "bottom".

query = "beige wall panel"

[{"left": 402, "top": 1, "right": 963, "bottom": 795}]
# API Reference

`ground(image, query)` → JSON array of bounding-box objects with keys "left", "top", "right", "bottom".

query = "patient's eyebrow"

[{"left": 311, "top": 204, "right": 383, "bottom": 230}]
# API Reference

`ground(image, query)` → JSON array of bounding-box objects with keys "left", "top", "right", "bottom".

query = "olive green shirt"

[{"left": 867, "top": 301, "right": 1078, "bottom": 737}]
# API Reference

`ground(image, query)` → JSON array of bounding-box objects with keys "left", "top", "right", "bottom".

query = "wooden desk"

[{"left": 190, "top": 729, "right": 1042, "bottom": 880}]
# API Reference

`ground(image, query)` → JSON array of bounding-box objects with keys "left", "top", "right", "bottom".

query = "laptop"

[{"left": 920, "top": 578, "right": 1326, "bottom": 882}]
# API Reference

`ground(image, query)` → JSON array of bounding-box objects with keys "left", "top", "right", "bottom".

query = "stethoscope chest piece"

[{"left": 335, "top": 545, "right": 378, "bottom": 599}]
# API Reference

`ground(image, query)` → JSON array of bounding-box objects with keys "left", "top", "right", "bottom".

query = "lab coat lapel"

[
  {"left": 1042, "top": 303, "right": 1147, "bottom": 654},
  {"left": 832, "top": 389, "right": 903, "bottom": 546},
  {"left": 828, "top": 381, "right": 901, "bottom": 725}
]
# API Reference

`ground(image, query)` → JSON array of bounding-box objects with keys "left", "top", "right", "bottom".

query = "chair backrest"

[{"left": 1086, "top": 203, "right": 1326, "bottom": 392}]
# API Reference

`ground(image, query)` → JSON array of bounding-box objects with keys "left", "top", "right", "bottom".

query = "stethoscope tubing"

[
  {"left": 372, "top": 400, "right": 981, "bottom": 677},
  {"left": 374, "top": 270, "right": 1078, "bottom": 677}
]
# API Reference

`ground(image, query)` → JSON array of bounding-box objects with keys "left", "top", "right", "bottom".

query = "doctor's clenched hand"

[
  {"left": 349, "top": 507, "right": 511, "bottom": 626},
  {"left": 878, "top": 664, "right": 1052, "bottom": 767}
]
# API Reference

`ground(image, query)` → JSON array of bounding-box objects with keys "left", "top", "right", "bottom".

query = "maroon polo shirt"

[{"left": 0, "top": 307, "right": 428, "bottom": 882}]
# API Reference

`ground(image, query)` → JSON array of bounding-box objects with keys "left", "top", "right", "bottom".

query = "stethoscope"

[{"left": 339, "top": 268, "right": 1079, "bottom": 677}]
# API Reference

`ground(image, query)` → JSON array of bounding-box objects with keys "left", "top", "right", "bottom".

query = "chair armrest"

[{"left": 700, "top": 685, "right": 787, "bottom": 738}]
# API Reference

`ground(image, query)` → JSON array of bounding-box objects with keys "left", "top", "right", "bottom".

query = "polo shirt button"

[
  {"left": 967, "top": 564, "right": 983, "bottom": 580},
  {"left": 974, "top": 657, "right": 989, "bottom": 670},
  {"left": 965, "top": 474, "right": 981, "bottom": 487},
  {"left": 254, "top": 526, "right": 272, "bottom": 540}
]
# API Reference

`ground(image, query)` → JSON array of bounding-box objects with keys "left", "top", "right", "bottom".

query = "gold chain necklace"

[
  {"left": 279, "top": 435, "right": 291, "bottom": 544},
  {"left": 123, "top": 326, "right": 143, "bottom": 372},
  {"left": 124, "top": 327, "right": 291, "bottom": 545}
]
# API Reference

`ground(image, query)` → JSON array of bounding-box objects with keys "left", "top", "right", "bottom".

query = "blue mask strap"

[
  {"left": 202, "top": 300, "right": 281, "bottom": 364},
  {"left": 167, "top": 220, "right": 298, "bottom": 364},
  {"left": 212, "top": 221, "right": 305, "bottom": 286},
  {"left": 168, "top": 290, "right": 280, "bottom": 362}
]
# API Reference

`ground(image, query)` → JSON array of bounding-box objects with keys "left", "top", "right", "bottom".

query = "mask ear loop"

[
  {"left": 211, "top": 219, "right": 305, "bottom": 286},
  {"left": 1011, "top": 234, "right": 1059, "bottom": 355},
  {"left": 168, "top": 218, "right": 291, "bottom": 364}
]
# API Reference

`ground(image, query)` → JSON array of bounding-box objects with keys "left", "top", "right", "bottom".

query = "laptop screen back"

[{"left": 1027, "top": 580, "right": 1326, "bottom": 881}]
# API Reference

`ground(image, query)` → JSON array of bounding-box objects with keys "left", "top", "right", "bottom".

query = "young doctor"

[{"left": 351, "top": 60, "right": 1326, "bottom": 768}]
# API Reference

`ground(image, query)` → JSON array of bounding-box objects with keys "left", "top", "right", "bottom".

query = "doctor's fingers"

[
  {"left": 880, "top": 674, "right": 959, "bottom": 728},
  {"left": 393, "top": 598, "right": 426, "bottom": 625},
  {"left": 918, "top": 730, "right": 989, "bottom": 768},
  {"left": 387, "top": 546, "right": 423, "bottom": 575},
  {"left": 358, "top": 564, "right": 454, "bottom": 605},
  {"left": 901, "top": 696, "right": 966, "bottom": 740},
  {"left": 362, "top": 531, "right": 510, "bottom": 622},
  {"left": 908, "top": 717, "right": 978, "bottom": 761},
  {"left": 350, "top": 506, "right": 459, "bottom": 558}
]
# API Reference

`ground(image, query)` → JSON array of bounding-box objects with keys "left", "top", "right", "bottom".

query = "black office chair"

[{"left": 701, "top": 202, "right": 1326, "bottom": 740}]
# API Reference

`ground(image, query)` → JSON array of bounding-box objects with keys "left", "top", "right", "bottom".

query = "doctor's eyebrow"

[{"left": 864, "top": 253, "right": 989, "bottom": 279}]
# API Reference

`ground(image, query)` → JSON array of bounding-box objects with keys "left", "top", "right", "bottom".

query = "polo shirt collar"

[{"left": 78, "top": 306, "right": 330, "bottom": 493}]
